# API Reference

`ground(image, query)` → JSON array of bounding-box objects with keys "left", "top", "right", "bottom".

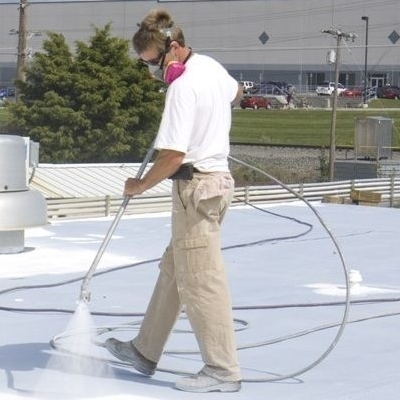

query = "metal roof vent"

[{"left": 0, "top": 135, "right": 47, "bottom": 254}]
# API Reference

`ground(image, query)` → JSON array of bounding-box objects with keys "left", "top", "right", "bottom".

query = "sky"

[{"left": 0, "top": 201, "right": 399, "bottom": 400}]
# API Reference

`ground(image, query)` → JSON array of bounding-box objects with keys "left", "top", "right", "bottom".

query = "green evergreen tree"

[{"left": 6, "top": 25, "right": 164, "bottom": 163}]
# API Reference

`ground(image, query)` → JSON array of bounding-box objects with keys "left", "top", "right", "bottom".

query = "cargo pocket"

[
  {"left": 175, "top": 235, "right": 211, "bottom": 274},
  {"left": 193, "top": 175, "right": 234, "bottom": 209}
]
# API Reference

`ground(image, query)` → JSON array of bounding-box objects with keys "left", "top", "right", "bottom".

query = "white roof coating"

[{"left": 0, "top": 201, "right": 399, "bottom": 400}]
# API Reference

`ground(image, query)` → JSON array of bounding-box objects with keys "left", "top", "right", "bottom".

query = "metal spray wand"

[{"left": 79, "top": 142, "right": 155, "bottom": 303}]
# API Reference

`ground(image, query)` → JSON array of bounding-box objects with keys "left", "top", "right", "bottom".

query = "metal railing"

[{"left": 46, "top": 177, "right": 400, "bottom": 219}]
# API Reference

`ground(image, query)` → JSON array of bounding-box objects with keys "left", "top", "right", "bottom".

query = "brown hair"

[{"left": 132, "top": 9, "right": 185, "bottom": 55}]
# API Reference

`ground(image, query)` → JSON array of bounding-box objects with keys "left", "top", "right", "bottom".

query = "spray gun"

[{"left": 79, "top": 143, "right": 155, "bottom": 304}]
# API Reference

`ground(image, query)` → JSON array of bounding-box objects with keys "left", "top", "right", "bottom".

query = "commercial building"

[{"left": 0, "top": 0, "right": 399, "bottom": 91}]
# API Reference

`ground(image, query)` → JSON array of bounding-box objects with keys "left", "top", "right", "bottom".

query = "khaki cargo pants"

[{"left": 133, "top": 172, "right": 241, "bottom": 381}]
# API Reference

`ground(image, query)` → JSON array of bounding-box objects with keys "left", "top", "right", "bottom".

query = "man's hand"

[
  {"left": 123, "top": 149, "right": 185, "bottom": 197},
  {"left": 124, "top": 178, "right": 146, "bottom": 197}
]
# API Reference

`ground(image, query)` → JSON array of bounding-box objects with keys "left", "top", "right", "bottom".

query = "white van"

[{"left": 239, "top": 81, "right": 256, "bottom": 93}]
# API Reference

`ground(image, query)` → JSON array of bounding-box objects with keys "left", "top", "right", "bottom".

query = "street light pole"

[{"left": 361, "top": 16, "right": 369, "bottom": 106}]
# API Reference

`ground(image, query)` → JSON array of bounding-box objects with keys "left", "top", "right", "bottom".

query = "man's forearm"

[{"left": 140, "top": 149, "right": 185, "bottom": 192}]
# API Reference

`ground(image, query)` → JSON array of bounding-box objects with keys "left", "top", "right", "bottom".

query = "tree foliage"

[{"left": 6, "top": 25, "right": 164, "bottom": 163}]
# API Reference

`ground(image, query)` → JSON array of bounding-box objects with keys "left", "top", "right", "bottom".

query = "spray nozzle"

[
  {"left": 79, "top": 285, "right": 91, "bottom": 304},
  {"left": 79, "top": 294, "right": 90, "bottom": 304}
]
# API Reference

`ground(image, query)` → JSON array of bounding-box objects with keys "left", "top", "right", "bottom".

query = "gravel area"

[{"left": 230, "top": 145, "right": 355, "bottom": 184}]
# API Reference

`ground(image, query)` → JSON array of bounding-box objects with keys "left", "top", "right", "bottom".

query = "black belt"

[{"left": 169, "top": 163, "right": 200, "bottom": 180}]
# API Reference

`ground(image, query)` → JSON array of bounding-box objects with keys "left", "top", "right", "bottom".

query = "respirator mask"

[
  {"left": 148, "top": 60, "right": 186, "bottom": 84},
  {"left": 145, "top": 30, "right": 192, "bottom": 85}
]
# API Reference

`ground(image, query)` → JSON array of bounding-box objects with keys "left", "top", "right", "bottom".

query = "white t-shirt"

[{"left": 154, "top": 53, "right": 238, "bottom": 172}]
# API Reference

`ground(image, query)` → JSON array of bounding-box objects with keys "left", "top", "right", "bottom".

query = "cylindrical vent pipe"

[
  {"left": 0, "top": 135, "right": 28, "bottom": 192},
  {"left": 0, "top": 135, "right": 47, "bottom": 253}
]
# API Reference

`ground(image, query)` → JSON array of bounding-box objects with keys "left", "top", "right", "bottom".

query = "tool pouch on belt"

[{"left": 169, "top": 163, "right": 194, "bottom": 180}]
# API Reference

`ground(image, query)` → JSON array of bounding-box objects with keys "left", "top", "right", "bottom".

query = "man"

[{"left": 105, "top": 9, "right": 242, "bottom": 393}]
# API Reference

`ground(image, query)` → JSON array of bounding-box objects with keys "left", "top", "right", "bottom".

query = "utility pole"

[
  {"left": 11, "top": 0, "right": 40, "bottom": 100},
  {"left": 361, "top": 16, "right": 369, "bottom": 106},
  {"left": 16, "top": 0, "right": 28, "bottom": 85},
  {"left": 322, "top": 28, "right": 357, "bottom": 181}
]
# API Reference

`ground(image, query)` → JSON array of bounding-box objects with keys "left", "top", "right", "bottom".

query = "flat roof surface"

[{"left": 0, "top": 201, "right": 399, "bottom": 399}]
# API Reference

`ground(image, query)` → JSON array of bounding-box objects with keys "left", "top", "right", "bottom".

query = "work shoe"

[
  {"left": 175, "top": 370, "right": 241, "bottom": 393},
  {"left": 104, "top": 338, "right": 156, "bottom": 376}
]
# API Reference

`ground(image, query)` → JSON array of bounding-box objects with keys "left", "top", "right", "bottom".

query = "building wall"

[{"left": 1, "top": 0, "right": 399, "bottom": 89}]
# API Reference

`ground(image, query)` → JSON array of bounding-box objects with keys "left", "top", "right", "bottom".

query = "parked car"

[
  {"left": 378, "top": 85, "right": 400, "bottom": 99},
  {"left": 239, "top": 80, "right": 257, "bottom": 94},
  {"left": 6, "top": 87, "right": 15, "bottom": 97},
  {"left": 0, "top": 87, "right": 7, "bottom": 99},
  {"left": 340, "top": 87, "right": 363, "bottom": 98},
  {"left": 240, "top": 95, "right": 272, "bottom": 109},
  {"left": 0, "top": 86, "right": 15, "bottom": 99},
  {"left": 315, "top": 81, "right": 346, "bottom": 96}
]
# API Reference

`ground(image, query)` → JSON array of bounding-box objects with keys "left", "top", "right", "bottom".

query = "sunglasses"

[
  {"left": 139, "top": 37, "right": 171, "bottom": 68},
  {"left": 139, "top": 53, "right": 164, "bottom": 66}
]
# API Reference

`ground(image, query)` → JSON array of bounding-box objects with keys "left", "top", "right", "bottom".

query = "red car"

[
  {"left": 379, "top": 86, "right": 400, "bottom": 100},
  {"left": 340, "top": 87, "right": 363, "bottom": 98},
  {"left": 240, "top": 96, "right": 272, "bottom": 110}
]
